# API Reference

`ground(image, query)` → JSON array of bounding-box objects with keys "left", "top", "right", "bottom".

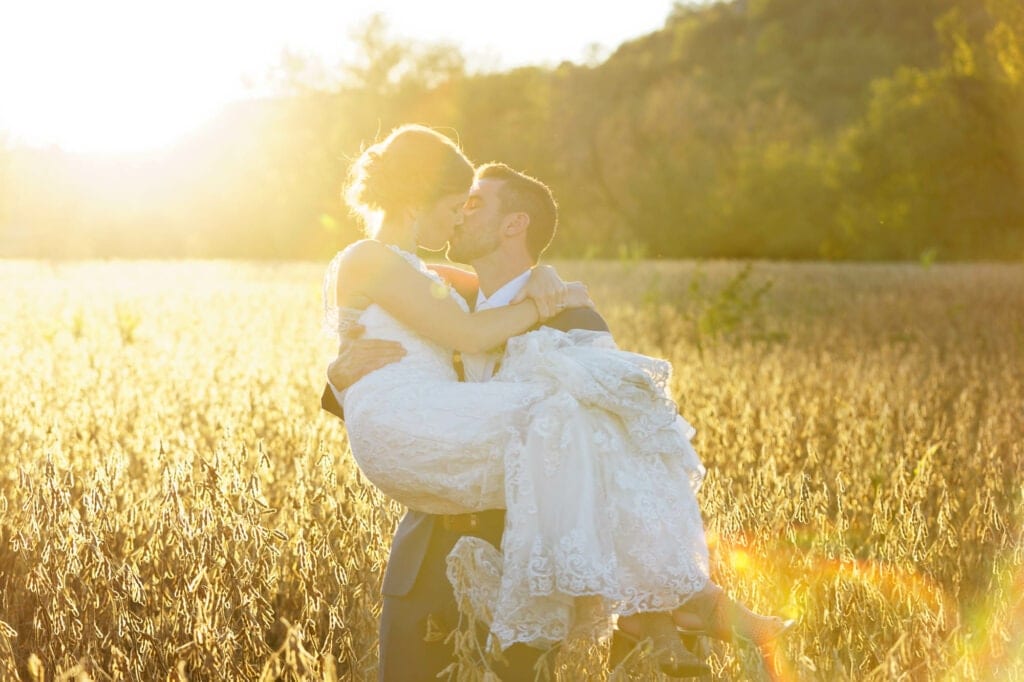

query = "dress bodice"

[{"left": 326, "top": 243, "right": 469, "bottom": 382}]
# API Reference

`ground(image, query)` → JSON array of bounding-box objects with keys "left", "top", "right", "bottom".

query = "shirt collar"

[{"left": 475, "top": 269, "right": 532, "bottom": 311}]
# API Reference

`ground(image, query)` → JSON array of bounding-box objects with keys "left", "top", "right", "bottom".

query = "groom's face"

[{"left": 447, "top": 178, "right": 505, "bottom": 263}]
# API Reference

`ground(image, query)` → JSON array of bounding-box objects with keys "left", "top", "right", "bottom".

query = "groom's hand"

[{"left": 327, "top": 323, "right": 406, "bottom": 391}]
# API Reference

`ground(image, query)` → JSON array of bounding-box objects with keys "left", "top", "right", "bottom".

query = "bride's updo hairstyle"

[{"left": 345, "top": 124, "right": 474, "bottom": 234}]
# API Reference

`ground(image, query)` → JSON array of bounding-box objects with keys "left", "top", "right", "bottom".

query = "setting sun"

[
  {"left": 0, "top": 0, "right": 677, "bottom": 153},
  {"left": 0, "top": 1, "right": 287, "bottom": 153},
  {"left": 0, "top": 75, "right": 227, "bottom": 155}
]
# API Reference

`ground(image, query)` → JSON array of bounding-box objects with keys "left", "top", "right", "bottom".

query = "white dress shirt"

[{"left": 462, "top": 269, "right": 532, "bottom": 383}]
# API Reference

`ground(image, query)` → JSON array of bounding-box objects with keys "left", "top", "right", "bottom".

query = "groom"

[{"left": 321, "top": 163, "right": 690, "bottom": 679}]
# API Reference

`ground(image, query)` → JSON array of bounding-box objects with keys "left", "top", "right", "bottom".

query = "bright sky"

[{"left": 0, "top": 0, "right": 682, "bottom": 154}]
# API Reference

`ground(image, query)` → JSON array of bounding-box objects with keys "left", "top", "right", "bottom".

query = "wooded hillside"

[{"left": 2, "top": 0, "right": 1021, "bottom": 260}]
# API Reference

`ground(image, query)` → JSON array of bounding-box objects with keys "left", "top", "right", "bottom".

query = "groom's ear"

[{"left": 502, "top": 212, "right": 530, "bottom": 236}]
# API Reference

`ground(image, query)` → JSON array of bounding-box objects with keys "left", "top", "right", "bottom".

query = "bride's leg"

[
  {"left": 615, "top": 613, "right": 644, "bottom": 638},
  {"left": 672, "top": 582, "right": 794, "bottom": 644},
  {"left": 568, "top": 595, "right": 606, "bottom": 642},
  {"left": 559, "top": 596, "right": 609, "bottom": 679}
]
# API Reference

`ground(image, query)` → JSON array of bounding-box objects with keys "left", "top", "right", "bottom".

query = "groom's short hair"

[{"left": 476, "top": 163, "right": 557, "bottom": 262}]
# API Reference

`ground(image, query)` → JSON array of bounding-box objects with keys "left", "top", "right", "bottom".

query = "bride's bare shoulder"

[
  {"left": 338, "top": 238, "right": 388, "bottom": 261},
  {"left": 335, "top": 239, "right": 402, "bottom": 278}
]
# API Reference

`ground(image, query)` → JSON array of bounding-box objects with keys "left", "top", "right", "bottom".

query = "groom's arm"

[
  {"left": 321, "top": 328, "right": 406, "bottom": 421},
  {"left": 320, "top": 383, "right": 345, "bottom": 419}
]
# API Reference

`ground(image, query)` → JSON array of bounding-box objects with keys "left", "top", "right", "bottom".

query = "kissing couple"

[{"left": 322, "top": 124, "right": 793, "bottom": 679}]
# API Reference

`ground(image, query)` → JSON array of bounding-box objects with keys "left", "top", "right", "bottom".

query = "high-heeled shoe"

[
  {"left": 673, "top": 586, "right": 795, "bottom": 646},
  {"left": 615, "top": 613, "right": 710, "bottom": 678}
]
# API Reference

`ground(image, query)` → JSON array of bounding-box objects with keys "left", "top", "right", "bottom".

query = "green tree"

[{"left": 834, "top": 5, "right": 1024, "bottom": 258}]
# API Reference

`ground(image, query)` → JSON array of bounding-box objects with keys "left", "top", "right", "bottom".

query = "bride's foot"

[
  {"left": 617, "top": 613, "right": 709, "bottom": 678},
  {"left": 673, "top": 585, "right": 794, "bottom": 646}
]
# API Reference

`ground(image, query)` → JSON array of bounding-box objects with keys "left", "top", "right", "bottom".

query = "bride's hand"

[
  {"left": 511, "top": 264, "right": 568, "bottom": 319},
  {"left": 564, "top": 282, "right": 595, "bottom": 311}
]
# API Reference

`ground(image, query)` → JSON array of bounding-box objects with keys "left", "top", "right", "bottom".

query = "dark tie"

[
  {"left": 452, "top": 292, "right": 503, "bottom": 381},
  {"left": 452, "top": 292, "right": 477, "bottom": 382},
  {"left": 453, "top": 351, "right": 466, "bottom": 382}
]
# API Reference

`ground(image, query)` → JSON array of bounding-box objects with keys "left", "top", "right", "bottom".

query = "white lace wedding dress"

[{"left": 325, "top": 246, "right": 710, "bottom": 649}]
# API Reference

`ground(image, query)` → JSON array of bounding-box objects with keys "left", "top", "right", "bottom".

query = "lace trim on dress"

[
  {"left": 322, "top": 250, "right": 346, "bottom": 337},
  {"left": 446, "top": 326, "right": 710, "bottom": 650}
]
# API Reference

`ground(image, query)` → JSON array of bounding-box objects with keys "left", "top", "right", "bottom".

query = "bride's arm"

[
  {"left": 336, "top": 240, "right": 548, "bottom": 354},
  {"left": 429, "top": 263, "right": 573, "bottom": 319},
  {"left": 427, "top": 264, "right": 478, "bottom": 302}
]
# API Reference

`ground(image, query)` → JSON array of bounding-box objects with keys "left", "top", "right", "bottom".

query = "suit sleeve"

[
  {"left": 543, "top": 306, "right": 610, "bottom": 334},
  {"left": 320, "top": 383, "right": 345, "bottom": 420}
]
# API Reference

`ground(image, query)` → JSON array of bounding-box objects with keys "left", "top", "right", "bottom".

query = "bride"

[{"left": 325, "top": 124, "right": 791, "bottom": 674}]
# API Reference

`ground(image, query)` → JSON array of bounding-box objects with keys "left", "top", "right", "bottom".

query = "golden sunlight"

[
  {"left": 0, "top": 1, "right": 324, "bottom": 154},
  {"left": 2, "top": 86, "right": 226, "bottom": 155},
  {"left": 0, "top": 0, "right": 677, "bottom": 153},
  {"left": 0, "top": 2, "right": 248, "bottom": 153}
]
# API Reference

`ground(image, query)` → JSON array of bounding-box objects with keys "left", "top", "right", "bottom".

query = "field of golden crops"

[{"left": 0, "top": 259, "right": 1022, "bottom": 681}]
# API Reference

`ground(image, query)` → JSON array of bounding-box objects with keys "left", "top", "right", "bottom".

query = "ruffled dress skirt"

[{"left": 344, "top": 327, "right": 709, "bottom": 649}]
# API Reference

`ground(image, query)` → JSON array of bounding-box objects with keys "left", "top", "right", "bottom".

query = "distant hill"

[{"left": 2, "top": 0, "right": 1021, "bottom": 260}]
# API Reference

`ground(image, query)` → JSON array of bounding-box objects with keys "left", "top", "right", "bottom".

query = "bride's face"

[{"left": 417, "top": 191, "right": 469, "bottom": 251}]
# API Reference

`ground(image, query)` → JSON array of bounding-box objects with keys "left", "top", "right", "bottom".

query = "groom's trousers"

[{"left": 378, "top": 509, "right": 545, "bottom": 681}]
